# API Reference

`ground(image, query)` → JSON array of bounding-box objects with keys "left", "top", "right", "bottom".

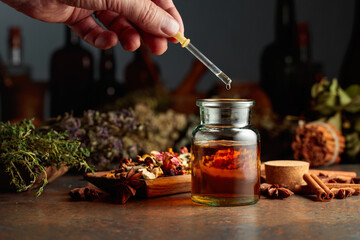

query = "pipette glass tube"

[{"left": 174, "top": 32, "right": 232, "bottom": 90}]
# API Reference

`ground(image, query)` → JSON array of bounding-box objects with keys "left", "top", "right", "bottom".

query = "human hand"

[{"left": 2, "top": 0, "right": 184, "bottom": 54}]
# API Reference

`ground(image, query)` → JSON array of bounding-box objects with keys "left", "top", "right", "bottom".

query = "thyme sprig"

[{"left": 0, "top": 119, "right": 93, "bottom": 196}]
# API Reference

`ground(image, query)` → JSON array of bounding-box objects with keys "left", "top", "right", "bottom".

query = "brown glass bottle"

[
  {"left": 1, "top": 27, "right": 46, "bottom": 124},
  {"left": 6, "top": 27, "right": 31, "bottom": 81},
  {"left": 50, "top": 26, "right": 94, "bottom": 117}
]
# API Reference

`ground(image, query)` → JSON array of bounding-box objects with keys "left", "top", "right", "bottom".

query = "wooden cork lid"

[{"left": 264, "top": 160, "right": 310, "bottom": 190}]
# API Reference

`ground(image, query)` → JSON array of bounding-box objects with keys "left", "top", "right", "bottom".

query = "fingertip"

[
  {"left": 119, "top": 28, "right": 141, "bottom": 51},
  {"left": 142, "top": 34, "right": 168, "bottom": 55},
  {"left": 94, "top": 31, "right": 118, "bottom": 49},
  {"left": 121, "top": 39, "right": 141, "bottom": 52},
  {"left": 150, "top": 43, "right": 168, "bottom": 55}
]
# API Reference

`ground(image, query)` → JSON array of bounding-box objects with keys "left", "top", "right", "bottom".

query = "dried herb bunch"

[
  {"left": 41, "top": 110, "right": 142, "bottom": 170},
  {"left": 41, "top": 107, "right": 189, "bottom": 170},
  {"left": 310, "top": 78, "right": 360, "bottom": 162},
  {"left": 131, "top": 104, "right": 188, "bottom": 154},
  {"left": 0, "top": 119, "right": 92, "bottom": 196}
]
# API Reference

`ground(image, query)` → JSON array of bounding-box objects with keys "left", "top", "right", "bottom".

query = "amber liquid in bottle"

[{"left": 191, "top": 140, "right": 260, "bottom": 206}]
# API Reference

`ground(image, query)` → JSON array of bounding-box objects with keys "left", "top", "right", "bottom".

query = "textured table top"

[{"left": 1, "top": 164, "right": 360, "bottom": 240}]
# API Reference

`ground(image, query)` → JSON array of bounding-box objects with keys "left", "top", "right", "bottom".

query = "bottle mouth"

[{"left": 196, "top": 99, "right": 255, "bottom": 108}]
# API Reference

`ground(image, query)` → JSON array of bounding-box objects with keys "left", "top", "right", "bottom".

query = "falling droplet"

[{"left": 226, "top": 83, "right": 231, "bottom": 90}]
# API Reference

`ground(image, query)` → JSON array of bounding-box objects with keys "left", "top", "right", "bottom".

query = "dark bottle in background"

[
  {"left": 291, "top": 22, "right": 323, "bottom": 116},
  {"left": 50, "top": 26, "right": 94, "bottom": 117},
  {"left": 260, "top": 0, "right": 322, "bottom": 117},
  {"left": 340, "top": 0, "right": 360, "bottom": 88},
  {"left": 260, "top": 0, "right": 299, "bottom": 116},
  {"left": 91, "top": 47, "right": 123, "bottom": 109},
  {"left": 124, "top": 45, "right": 160, "bottom": 92}
]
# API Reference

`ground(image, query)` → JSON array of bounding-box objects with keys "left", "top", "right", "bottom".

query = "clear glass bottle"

[{"left": 191, "top": 99, "right": 260, "bottom": 206}]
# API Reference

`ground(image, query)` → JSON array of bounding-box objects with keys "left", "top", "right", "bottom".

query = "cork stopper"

[
  {"left": 264, "top": 160, "right": 309, "bottom": 190},
  {"left": 173, "top": 32, "right": 190, "bottom": 48}
]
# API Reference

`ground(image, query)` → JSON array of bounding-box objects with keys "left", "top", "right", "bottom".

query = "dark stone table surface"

[{"left": 1, "top": 164, "right": 360, "bottom": 240}]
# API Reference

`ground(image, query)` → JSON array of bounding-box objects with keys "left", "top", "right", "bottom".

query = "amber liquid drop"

[
  {"left": 226, "top": 83, "right": 231, "bottom": 90},
  {"left": 191, "top": 140, "right": 260, "bottom": 206}
]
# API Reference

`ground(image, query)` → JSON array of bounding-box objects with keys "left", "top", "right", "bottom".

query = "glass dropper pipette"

[{"left": 173, "top": 32, "right": 232, "bottom": 90}]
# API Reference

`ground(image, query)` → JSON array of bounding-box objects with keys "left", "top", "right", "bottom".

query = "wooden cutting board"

[{"left": 84, "top": 171, "right": 191, "bottom": 198}]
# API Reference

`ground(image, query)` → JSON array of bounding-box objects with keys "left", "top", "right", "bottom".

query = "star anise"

[
  {"left": 69, "top": 186, "right": 105, "bottom": 201},
  {"left": 115, "top": 167, "right": 144, "bottom": 204},
  {"left": 260, "top": 183, "right": 294, "bottom": 199}
]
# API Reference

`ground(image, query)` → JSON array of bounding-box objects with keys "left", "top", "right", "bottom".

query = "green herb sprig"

[{"left": 0, "top": 119, "right": 93, "bottom": 196}]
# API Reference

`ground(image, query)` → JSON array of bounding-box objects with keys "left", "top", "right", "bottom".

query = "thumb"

[
  {"left": 61, "top": 0, "right": 180, "bottom": 37},
  {"left": 121, "top": 0, "right": 180, "bottom": 37}
]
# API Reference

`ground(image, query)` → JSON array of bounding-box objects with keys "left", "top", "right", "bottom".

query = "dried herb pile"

[
  {"left": 91, "top": 147, "right": 191, "bottom": 203},
  {"left": 117, "top": 146, "right": 191, "bottom": 179},
  {"left": 0, "top": 119, "right": 92, "bottom": 196},
  {"left": 41, "top": 109, "right": 142, "bottom": 170},
  {"left": 41, "top": 107, "right": 190, "bottom": 170}
]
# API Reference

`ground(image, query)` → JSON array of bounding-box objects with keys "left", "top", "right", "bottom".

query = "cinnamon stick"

[
  {"left": 331, "top": 188, "right": 355, "bottom": 199},
  {"left": 324, "top": 176, "right": 353, "bottom": 183},
  {"left": 311, "top": 174, "right": 335, "bottom": 200},
  {"left": 309, "top": 169, "right": 357, "bottom": 178},
  {"left": 295, "top": 183, "right": 360, "bottom": 196},
  {"left": 303, "top": 173, "right": 334, "bottom": 201},
  {"left": 325, "top": 183, "right": 360, "bottom": 195}
]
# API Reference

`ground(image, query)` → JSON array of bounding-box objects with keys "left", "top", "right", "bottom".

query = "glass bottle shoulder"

[{"left": 192, "top": 124, "right": 259, "bottom": 145}]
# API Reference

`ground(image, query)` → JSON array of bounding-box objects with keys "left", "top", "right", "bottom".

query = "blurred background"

[
  {"left": 0, "top": 0, "right": 354, "bottom": 92},
  {"left": 0, "top": 0, "right": 359, "bottom": 167}
]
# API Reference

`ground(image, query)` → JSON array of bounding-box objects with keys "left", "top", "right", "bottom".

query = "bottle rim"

[{"left": 196, "top": 99, "right": 255, "bottom": 108}]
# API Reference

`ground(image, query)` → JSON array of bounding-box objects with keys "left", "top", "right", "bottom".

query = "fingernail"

[
  {"left": 161, "top": 15, "right": 179, "bottom": 36},
  {"left": 95, "top": 35, "right": 108, "bottom": 49}
]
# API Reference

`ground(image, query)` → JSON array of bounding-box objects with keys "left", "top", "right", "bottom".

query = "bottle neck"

[
  {"left": 8, "top": 27, "right": 22, "bottom": 66},
  {"left": 200, "top": 107, "right": 251, "bottom": 127},
  {"left": 66, "top": 27, "right": 80, "bottom": 46},
  {"left": 275, "top": 0, "right": 297, "bottom": 51},
  {"left": 100, "top": 48, "right": 115, "bottom": 81},
  {"left": 297, "top": 22, "right": 311, "bottom": 62}
]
